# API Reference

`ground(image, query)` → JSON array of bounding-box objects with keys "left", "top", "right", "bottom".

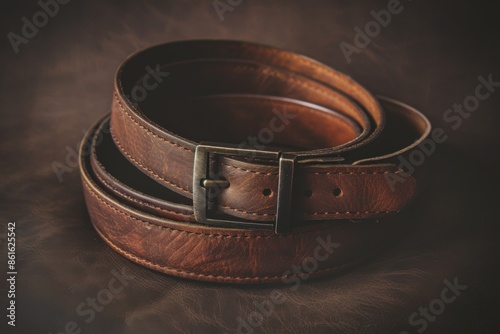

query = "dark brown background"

[{"left": 1, "top": 0, "right": 499, "bottom": 333}]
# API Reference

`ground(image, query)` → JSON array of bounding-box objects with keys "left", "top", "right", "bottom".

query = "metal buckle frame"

[{"left": 193, "top": 143, "right": 296, "bottom": 234}]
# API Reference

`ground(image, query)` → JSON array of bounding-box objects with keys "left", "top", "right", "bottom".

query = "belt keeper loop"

[{"left": 275, "top": 153, "right": 296, "bottom": 235}]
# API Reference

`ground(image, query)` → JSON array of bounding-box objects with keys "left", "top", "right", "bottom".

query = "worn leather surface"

[
  {"left": 1, "top": 0, "right": 499, "bottom": 333},
  {"left": 108, "top": 40, "right": 427, "bottom": 222},
  {"left": 80, "top": 40, "right": 430, "bottom": 283}
]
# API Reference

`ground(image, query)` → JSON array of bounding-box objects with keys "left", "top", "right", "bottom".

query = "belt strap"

[{"left": 79, "top": 40, "right": 431, "bottom": 283}]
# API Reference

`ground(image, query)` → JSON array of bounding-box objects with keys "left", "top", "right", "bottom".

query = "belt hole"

[
  {"left": 303, "top": 189, "right": 312, "bottom": 198},
  {"left": 332, "top": 188, "right": 343, "bottom": 197},
  {"left": 262, "top": 188, "right": 272, "bottom": 197}
]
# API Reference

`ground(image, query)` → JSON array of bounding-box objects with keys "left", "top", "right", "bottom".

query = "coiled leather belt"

[{"left": 79, "top": 40, "right": 431, "bottom": 283}]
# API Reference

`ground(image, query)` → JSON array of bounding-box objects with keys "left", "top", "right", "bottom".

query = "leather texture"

[
  {"left": 3, "top": 1, "right": 500, "bottom": 333},
  {"left": 79, "top": 40, "right": 431, "bottom": 283}
]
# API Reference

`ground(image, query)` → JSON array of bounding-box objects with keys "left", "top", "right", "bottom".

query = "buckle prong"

[{"left": 201, "top": 179, "right": 230, "bottom": 189}]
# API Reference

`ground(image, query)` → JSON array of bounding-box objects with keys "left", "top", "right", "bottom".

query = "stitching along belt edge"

[{"left": 78, "top": 40, "right": 431, "bottom": 283}]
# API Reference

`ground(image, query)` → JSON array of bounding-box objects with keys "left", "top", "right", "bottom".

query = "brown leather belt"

[{"left": 79, "top": 40, "right": 431, "bottom": 283}]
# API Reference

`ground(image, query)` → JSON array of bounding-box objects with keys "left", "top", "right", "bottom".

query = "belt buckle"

[{"left": 193, "top": 142, "right": 296, "bottom": 234}]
